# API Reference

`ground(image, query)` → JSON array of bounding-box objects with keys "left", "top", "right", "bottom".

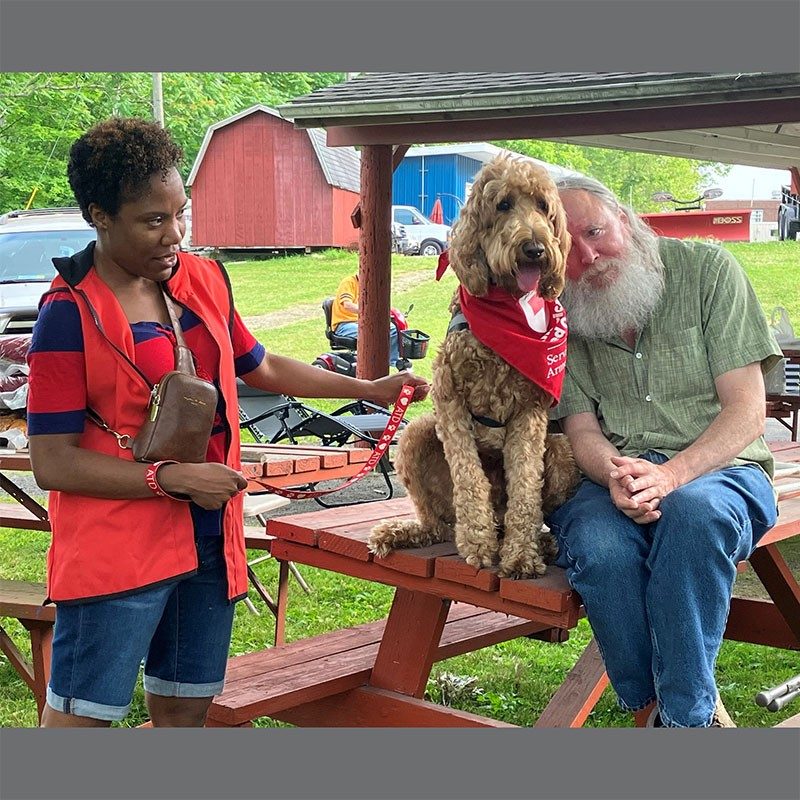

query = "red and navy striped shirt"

[{"left": 27, "top": 292, "right": 265, "bottom": 536}]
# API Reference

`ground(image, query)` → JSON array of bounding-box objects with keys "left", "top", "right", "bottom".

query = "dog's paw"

[
  {"left": 498, "top": 548, "right": 547, "bottom": 580},
  {"left": 460, "top": 539, "right": 499, "bottom": 570},
  {"left": 368, "top": 519, "right": 441, "bottom": 556},
  {"left": 368, "top": 520, "right": 413, "bottom": 557}
]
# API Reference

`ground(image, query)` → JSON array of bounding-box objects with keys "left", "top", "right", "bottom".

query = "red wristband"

[{"left": 144, "top": 460, "right": 186, "bottom": 500}]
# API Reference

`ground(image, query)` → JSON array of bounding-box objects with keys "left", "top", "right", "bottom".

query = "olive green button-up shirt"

[{"left": 552, "top": 237, "right": 783, "bottom": 477}]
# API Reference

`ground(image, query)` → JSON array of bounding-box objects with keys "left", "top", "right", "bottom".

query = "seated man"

[
  {"left": 548, "top": 174, "right": 781, "bottom": 728},
  {"left": 331, "top": 273, "right": 401, "bottom": 368}
]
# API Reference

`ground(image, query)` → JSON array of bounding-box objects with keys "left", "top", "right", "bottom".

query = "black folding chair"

[{"left": 237, "top": 379, "right": 404, "bottom": 506}]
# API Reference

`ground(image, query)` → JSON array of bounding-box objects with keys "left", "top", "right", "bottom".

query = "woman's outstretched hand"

[{"left": 365, "top": 371, "right": 430, "bottom": 408}]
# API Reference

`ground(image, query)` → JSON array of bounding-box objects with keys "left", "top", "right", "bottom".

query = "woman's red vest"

[{"left": 43, "top": 247, "right": 248, "bottom": 603}]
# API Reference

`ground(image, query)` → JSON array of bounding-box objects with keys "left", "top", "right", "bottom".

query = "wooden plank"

[
  {"left": 243, "top": 444, "right": 349, "bottom": 469},
  {"left": 273, "top": 686, "right": 517, "bottom": 728},
  {"left": 374, "top": 541, "right": 460, "bottom": 577},
  {"left": 535, "top": 638, "right": 609, "bottom": 728},
  {"left": 436, "top": 612, "right": 550, "bottom": 659},
  {"left": 222, "top": 618, "right": 387, "bottom": 686},
  {"left": 211, "top": 604, "right": 553, "bottom": 725},
  {"left": 757, "top": 496, "right": 800, "bottom": 547},
  {"left": 212, "top": 647, "right": 377, "bottom": 724},
  {"left": 0, "top": 452, "right": 32, "bottom": 471},
  {"left": 498, "top": 567, "right": 575, "bottom": 613},
  {"left": 341, "top": 447, "right": 372, "bottom": 464},
  {"left": 267, "top": 497, "right": 415, "bottom": 546},
  {"left": 0, "top": 503, "right": 50, "bottom": 532},
  {"left": 319, "top": 515, "right": 418, "bottom": 562},
  {"left": 243, "top": 526, "right": 272, "bottom": 549},
  {"left": 0, "top": 580, "right": 55, "bottom": 622},
  {"left": 726, "top": 597, "right": 800, "bottom": 649},
  {"left": 749, "top": 545, "right": 800, "bottom": 642},
  {"left": 370, "top": 589, "right": 449, "bottom": 697},
  {"left": 247, "top": 463, "right": 363, "bottom": 491},
  {"left": 270, "top": 538, "right": 580, "bottom": 629},
  {"left": 255, "top": 456, "right": 293, "bottom": 478},
  {"left": 434, "top": 555, "right": 501, "bottom": 591},
  {"left": 286, "top": 454, "right": 324, "bottom": 474}
]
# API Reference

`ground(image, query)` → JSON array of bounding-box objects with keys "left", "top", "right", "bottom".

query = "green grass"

[{"left": 1, "top": 240, "right": 799, "bottom": 728}]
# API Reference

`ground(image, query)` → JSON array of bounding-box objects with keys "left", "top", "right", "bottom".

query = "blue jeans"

[
  {"left": 546, "top": 451, "right": 777, "bottom": 727},
  {"left": 47, "top": 536, "right": 236, "bottom": 722},
  {"left": 335, "top": 321, "right": 401, "bottom": 367}
]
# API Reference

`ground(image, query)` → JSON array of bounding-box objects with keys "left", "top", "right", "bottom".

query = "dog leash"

[{"left": 246, "top": 383, "right": 415, "bottom": 500}]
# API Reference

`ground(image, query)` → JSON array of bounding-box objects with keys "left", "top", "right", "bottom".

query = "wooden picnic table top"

[
  {"left": 265, "top": 440, "right": 800, "bottom": 633},
  {"left": 267, "top": 495, "right": 582, "bottom": 630},
  {"left": 0, "top": 443, "right": 369, "bottom": 492}
]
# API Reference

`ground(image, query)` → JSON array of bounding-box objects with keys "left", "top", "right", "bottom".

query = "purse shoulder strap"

[{"left": 161, "top": 285, "right": 196, "bottom": 376}]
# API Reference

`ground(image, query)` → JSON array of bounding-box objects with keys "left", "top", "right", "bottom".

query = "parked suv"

[
  {"left": 0, "top": 207, "right": 96, "bottom": 334},
  {"left": 391, "top": 205, "right": 451, "bottom": 256}
]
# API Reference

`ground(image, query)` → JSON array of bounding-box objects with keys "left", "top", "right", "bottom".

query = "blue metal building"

[{"left": 392, "top": 143, "right": 573, "bottom": 224}]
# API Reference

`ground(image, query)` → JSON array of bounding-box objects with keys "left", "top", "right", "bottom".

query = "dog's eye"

[
  {"left": 538, "top": 199, "right": 549, "bottom": 213},
  {"left": 496, "top": 198, "right": 512, "bottom": 212}
]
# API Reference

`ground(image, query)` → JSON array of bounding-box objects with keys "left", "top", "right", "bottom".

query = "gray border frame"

[
  {"left": 1, "top": 1, "right": 799, "bottom": 71},
  {"left": 1, "top": 2, "right": 799, "bottom": 799}
]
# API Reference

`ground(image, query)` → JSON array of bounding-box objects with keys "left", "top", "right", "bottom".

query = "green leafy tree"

[
  {"left": 0, "top": 72, "right": 344, "bottom": 213},
  {"left": 495, "top": 138, "right": 730, "bottom": 212}
]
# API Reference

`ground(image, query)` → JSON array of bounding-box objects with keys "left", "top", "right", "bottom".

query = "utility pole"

[{"left": 152, "top": 73, "right": 164, "bottom": 126}]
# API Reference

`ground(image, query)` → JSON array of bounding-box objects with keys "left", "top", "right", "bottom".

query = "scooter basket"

[{"left": 399, "top": 329, "right": 430, "bottom": 359}]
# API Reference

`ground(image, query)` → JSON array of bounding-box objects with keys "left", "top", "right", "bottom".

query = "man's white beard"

[{"left": 561, "top": 234, "right": 665, "bottom": 341}]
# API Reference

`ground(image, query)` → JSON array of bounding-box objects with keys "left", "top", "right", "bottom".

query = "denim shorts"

[{"left": 46, "top": 536, "right": 236, "bottom": 722}]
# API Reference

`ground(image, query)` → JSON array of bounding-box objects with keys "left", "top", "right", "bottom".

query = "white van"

[{"left": 391, "top": 205, "right": 451, "bottom": 256}]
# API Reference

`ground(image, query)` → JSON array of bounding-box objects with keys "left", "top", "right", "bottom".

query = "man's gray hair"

[
  {"left": 554, "top": 174, "right": 656, "bottom": 242},
  {"left": 554, "top": 174, "right": 666, "bottom": 340}
]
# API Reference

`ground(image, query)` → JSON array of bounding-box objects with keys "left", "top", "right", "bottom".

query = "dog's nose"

[{"left": 522, "top": 241, "right": 545, "bottom": 261}]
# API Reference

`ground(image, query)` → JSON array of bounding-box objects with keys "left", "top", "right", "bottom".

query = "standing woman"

[{"left": 27, "top": 118, "right": 428, "bottom": 727}]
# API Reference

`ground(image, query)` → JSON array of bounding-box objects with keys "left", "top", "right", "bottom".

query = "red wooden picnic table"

[{"left": 254, "top": 441, "right": 800, "bottom": 727}]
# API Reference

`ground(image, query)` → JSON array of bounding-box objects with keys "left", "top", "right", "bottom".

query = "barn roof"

[
  {"left": 186, "top": 104, "right": 360, "bottom": 192},
  {"left": 278, "top": 72, "right": 800, "bottom": 171}
]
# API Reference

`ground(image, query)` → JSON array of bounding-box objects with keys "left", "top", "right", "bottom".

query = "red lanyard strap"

[{"left": 251, "top": 383, "right": 414, "bottom": 499}]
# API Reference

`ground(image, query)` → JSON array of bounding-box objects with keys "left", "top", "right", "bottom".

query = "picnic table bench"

[{"left": 210, "top": 441, "right": 800, "bottom": 728}]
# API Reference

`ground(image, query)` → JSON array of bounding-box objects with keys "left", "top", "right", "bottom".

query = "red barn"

[{"left": 187, "top": 105, "right": 361, "bottom": 249}]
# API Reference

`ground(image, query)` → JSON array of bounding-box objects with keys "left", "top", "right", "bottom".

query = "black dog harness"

[{"left": 446, "top": 310, "right": 507, "bottom": 428}]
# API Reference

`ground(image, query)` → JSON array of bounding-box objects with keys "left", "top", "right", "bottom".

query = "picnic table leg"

[
  {"left": 748, "top": 544, "right": 800, "bottom": 643},
  {"left": 535, "top": 636, "right": 609, "bottom": 727},
  {"left": 20, "top": 620, "right": 53, "bottom": 722},
  {"left": 369, "top": 588, "right": 450, "bottom": 698},
  {"left": 274, "top": 560, "right": 290, "bottom": 646}
]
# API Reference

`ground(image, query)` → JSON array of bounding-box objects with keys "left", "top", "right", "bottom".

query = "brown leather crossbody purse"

[{"left": 90, "top": 289, "right": 218, "bottom": 464}]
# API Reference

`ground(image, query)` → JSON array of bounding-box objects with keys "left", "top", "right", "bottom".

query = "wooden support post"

[
  {"left": 274, "top": 560, "right": 290, "bottom": 646},
  {"left": 535, "top": 637, "right": 609, "bottom": 728},
  {"left": 369, "top": 588, "right": 450, "bottom": 697},
  {"left": 749, "top": 544, "right": 800, "bottom": 643},
  {"left": 357, "top": 144, "right": 393, "bottom": 380}
]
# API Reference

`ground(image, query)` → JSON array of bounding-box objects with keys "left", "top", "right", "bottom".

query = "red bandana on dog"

[{"left": 437, "top": 251, "right": 568, "bottom": 405}]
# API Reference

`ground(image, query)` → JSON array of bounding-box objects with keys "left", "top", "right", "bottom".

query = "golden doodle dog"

[{"left": 369, "top": 156, "right": 579, "bottom": 578}]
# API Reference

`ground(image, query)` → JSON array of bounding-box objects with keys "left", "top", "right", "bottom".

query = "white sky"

[{"left": 714, "top": 164, "right": 790, "bottom": 201}]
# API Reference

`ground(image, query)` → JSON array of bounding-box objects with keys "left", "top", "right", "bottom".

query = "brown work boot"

[{"left": 710, "top": 693, "right": 736, "bottom": 728}]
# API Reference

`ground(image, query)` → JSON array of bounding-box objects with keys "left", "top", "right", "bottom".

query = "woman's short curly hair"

[{"left": 67, "top": 117, "right": 184, "bottom": 226}]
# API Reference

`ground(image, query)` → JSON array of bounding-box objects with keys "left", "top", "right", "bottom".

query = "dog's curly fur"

[{"left": 369, "top": 156, "right": 580, "bottom": 578}]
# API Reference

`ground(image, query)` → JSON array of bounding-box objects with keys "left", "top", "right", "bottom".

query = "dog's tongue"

[{"left": 516, "top": 265, "right": 541, "bottom": 294}]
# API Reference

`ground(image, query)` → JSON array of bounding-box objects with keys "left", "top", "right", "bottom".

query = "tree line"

[{"left": 0, "top": 72, "right": 727, "bottom": 215}]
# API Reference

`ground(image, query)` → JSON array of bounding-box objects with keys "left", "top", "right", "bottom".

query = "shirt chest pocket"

[{"left": 648, "top": 325, "right": 713, "bottom": 401}]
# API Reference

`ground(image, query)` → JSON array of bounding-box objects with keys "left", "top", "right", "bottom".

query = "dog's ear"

[
  {"left": 539, "top": 188, "right": 572, "bottom": 300},
  {"left": 449, "top": 226, "right": 491, "bottom": 296}
]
